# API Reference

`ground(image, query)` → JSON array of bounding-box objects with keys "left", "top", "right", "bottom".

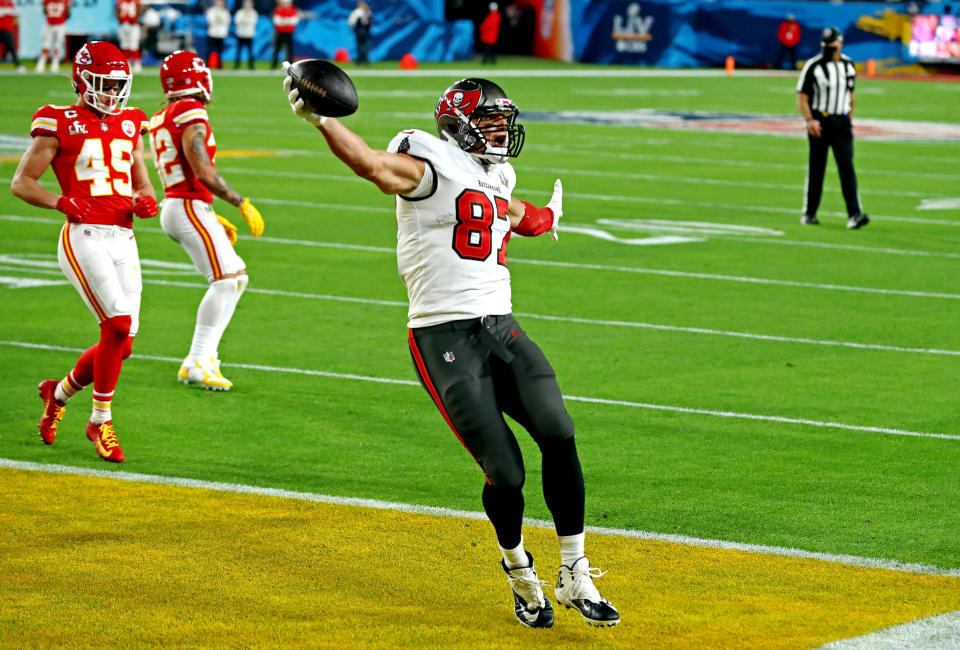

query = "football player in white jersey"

[{"left": 282, "top": 71, "right": 620, "bottom": 629}]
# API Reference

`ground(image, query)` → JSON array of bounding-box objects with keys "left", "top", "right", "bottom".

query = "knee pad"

[
  {"left": 531, "top": 408, "right": 575, "bottom": 442},
  {"left": 100, "top": 315, "right": 132, "bottom": 343},
  {"left": 211, "top": 276, "right": 239, "bottom": 295},
  {"left": 482, "top": 453, "right": 525, "bottom": 490}
]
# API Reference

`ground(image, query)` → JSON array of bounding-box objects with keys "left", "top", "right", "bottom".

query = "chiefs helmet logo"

[
  {"left": 191, "top": 58, "right": 207, "bottom": 71},
  {"left": 75, "top": 47, "right": 93, "bottom": 65}
]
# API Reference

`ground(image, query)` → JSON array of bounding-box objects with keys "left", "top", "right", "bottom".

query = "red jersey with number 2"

[
  {"left": 30, "top": 104, "right": 148, "bottom": 228},
  {"left": 148, "top": 98, "right": 216, "bottom": 204},
  {"left": 43, "top": 0, "right": 69, "bottom": 25}
]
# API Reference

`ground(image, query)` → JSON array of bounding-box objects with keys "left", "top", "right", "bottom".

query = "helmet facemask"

[
  {"left": 79, "top": 69, "right": 132, "bottom": 115},
  {"left": 436, "top": 79, "right": 526, "bottom": 164}
]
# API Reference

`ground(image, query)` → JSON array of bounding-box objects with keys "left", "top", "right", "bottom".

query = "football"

[{"left": 285, "top": 59, "right": 359, "bottom": 118}]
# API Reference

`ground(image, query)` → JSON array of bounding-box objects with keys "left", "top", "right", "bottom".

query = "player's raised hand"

[
  {"left": 546, "top": 179, "right": 563, "bottom": 242},
  {"left": 56, "top": 196, "right": 94, "bottom": 224},
  {"left": 132, "top": 195, "right": 159, "bottom": 219},
  {"left": 281, "top": 62, "right": 327, "bottom": 127},
  {"left": 238, "top": 197, "right": 264, "bottom": 237},
  {"left": 216, "top": 213, "right": 238, "bottom": 245}
]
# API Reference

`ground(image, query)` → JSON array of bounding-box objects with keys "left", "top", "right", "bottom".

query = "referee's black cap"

[{"left": 820, "top": 27, "right": 843, "bottom": 44}]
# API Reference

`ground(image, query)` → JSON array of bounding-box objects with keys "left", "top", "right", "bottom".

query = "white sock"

[
  {"left": 90, "top": 390, "right": 113, "bottom": 425},
  {"left": 187, "top": 278, "right": 239, "bottom": 363},
  {"left": 558, "top": 532, "right": 585, "bottom": 567},
  {"left": 500, "top": 538, "right": 528, "bottom": 569}
]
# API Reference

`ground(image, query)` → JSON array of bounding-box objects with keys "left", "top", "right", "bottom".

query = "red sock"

[
  {"left": 72, "top": 344, "right": 97, "bottom": 387},
  {"left": 92, "top": 316, "right": 132, "bottom": 421}
]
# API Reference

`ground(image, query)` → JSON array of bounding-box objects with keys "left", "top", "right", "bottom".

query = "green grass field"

[{"left": 1, "top": 60, "right": 959, "bottom": 644}]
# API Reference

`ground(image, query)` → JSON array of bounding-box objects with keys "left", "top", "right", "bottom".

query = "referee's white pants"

[{"left": 57, "top": 223, "right": 142, "bottom": 335}]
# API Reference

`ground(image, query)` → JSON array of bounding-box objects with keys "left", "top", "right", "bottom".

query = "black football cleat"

[
  {"left": 847, "top": 214, "right": 869, "bottom": 230},
  {"left": 555, "top": 557, "right": 620, "bottom": 627},
  {"left": 502, "top": 552, "right": 554, "bottom": 628}
]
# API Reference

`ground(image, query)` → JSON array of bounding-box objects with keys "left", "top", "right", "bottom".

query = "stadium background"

[{"left": 2, "top": 0, "right": 960, "bottom": 647}]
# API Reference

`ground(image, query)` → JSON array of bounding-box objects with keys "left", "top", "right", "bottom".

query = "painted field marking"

[
  {"left": 817, "top": 610, "right": 960, "bottom": 649},
  {"left": 1, "top": 458, "right": 956, "bottom": 578},
  {"left": 4, "top": 215, "right": 960, "bottom": 297},
  {"left": 4, "top": 340, "right": 958, "bottom": 441},
  {"left": 2, "top": 250, "right": 960, "bottom": 356},
  {"left": 210, "top": 167, "right": 960, "bottom": 228}
]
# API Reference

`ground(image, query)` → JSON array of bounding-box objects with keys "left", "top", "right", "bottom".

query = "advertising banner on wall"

[{"left": 548, "top": 0, "right": 914, "bottom": 66}]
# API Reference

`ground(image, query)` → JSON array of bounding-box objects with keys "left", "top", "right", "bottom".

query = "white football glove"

[
  {"left": 546, "top": 179, "right": 563, "bottom": 242},
  {"left": 281, "top": 61, "right": 327, "bottom": 127}
]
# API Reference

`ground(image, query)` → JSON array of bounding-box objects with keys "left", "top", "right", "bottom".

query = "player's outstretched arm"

[
  {"left": 508, "top": 179, "right": 563, "bottom": 242},
  {"left": 181, "top": 122, "right": 263, "bottom": 236},
  {"left": 10, "top": 135, "right": 60, "bottom": 210},
  {"left": 281, "top": 73, "right": 424, "bottom": 196}
]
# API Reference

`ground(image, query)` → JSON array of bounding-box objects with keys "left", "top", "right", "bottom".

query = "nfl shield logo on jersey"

[{"left": 442, "top": 351, "right": 455, "bottom": 363}]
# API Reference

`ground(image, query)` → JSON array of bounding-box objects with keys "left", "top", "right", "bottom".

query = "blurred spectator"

[
  {"left": 271, "top": 0, "right": 298, "bottom": 69},
  {"left": 479, "top": 1, "right": 500, "bottom": 64},
  {"left": 206, "top": 0, "right": 230, "bottom": 69},
  {"left": 347, "top": 1, "right": 372, "bottom": 65},
  {"left": 36, "top": 0, "right": 70, "bottom": 73},
  {"left": 0, "top": 0, "right": 25, "bottom": 71},
  {"left": 234, "top": 0, "right": 258, "bottom": 69},
  {"left": 117, "top": 0, "right": 143, "bottom": 73},
  {"left": 142, "top": 3, "right": 161, "bottom": 60},
  {"left": 776, "top": 13, "right": 801, "bottom": 70}
]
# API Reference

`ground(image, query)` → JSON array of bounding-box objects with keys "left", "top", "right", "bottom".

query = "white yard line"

[
  {"left": 817, "top": 610, "right": 960, "bottom": 649},
  {"left": 4, "top": 214, "right": 960, "bottom": 295},
  {"left": 1, "top": 457, "right": 957, "bottom": 578},
  {"left": 3, "top": 339, "right": 958, "bottom": 441}
]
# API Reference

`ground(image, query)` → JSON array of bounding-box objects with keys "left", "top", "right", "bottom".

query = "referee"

[{"left": 797, "top": 27, "right": 869, "bottom": 229}]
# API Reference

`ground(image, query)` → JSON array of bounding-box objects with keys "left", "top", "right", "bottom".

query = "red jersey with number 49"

[
  {"left": 148, "top": 98, "right": 215, "bottom": 204},
  {"left": 386, "top": 129, "right": 517, "bottom": 328},
  {"left": 43, "top": 0, "right": 69, "bottom": 25},
  {"left": 117, "top": 0, "right": 140, "bottom": 23},
  {"left": 31, "top": 104, "right": 148, "bottom": 228}
]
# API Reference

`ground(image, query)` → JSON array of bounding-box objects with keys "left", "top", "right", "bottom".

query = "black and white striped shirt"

[{"left": 797, "top": 53, "right": 856, "bottom": 115}]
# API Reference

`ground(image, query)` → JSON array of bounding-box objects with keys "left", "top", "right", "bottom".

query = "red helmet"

[
  {"left": 160, "top": 51, "right": 213, "bottom": 101},
  {"left": 72, "top": 41, "right": 132, "bottom": 115}
]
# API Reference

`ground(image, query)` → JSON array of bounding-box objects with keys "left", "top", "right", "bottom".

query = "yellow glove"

[
  {"left": 238, "top": 197, "right": 264, "bottom": 237},
  {"left": 215, "top": 213, "right": 238, "bottom": 245}
]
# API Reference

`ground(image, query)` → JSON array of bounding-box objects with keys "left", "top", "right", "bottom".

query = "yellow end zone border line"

[
  {"left": 3, "top": 458, "right": 960, "bottom": 648},
  {"left": 2, "top": 458, "right": 956, "bottom": 578}
]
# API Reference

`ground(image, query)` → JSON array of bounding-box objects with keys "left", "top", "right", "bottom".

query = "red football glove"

[
  {"left": 56, "top": 196, "right": 94, "bottom": 224},
  {"left": 132, "top": 196, "right": 159, "bottom": 219}
]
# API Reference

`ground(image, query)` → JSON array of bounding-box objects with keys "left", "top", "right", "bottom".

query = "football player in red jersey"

[
  {"left": 11, "top": 41, "right": 158, "bottom": 462},
  {"left": 36, "top": 0, "right": 70, "bottom": 72},
  {"left": 149, "top": 50, "right": 264, "bottom": 390},
  {"left": 282, "top": 72, "right": 620, "bottom": 628},
  {"left": 116, "top": 0, "right": 143, "bottom": 73}
]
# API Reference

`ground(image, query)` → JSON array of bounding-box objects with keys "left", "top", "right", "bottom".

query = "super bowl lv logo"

[{"left": 612, "top": 2, "right": 653, "bottom": 52}]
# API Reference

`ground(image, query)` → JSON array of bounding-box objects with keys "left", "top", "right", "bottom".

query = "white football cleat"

[
  {"left": 177, "top": 358, "right": 232, "bottom": 391},
  {"left": 555, "top": 557, "right": 620, "bottom": 626},
  {"left": 503, "top": 552, "right": 554, "bottom": 628}
]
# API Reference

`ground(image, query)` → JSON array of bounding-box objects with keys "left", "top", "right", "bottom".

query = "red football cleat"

[
  {"left": 37, "top": 380, "right": 66, "bottom": 444},
  {"left": 86, "top": 420, "right": 125, "bottom": 462}
]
